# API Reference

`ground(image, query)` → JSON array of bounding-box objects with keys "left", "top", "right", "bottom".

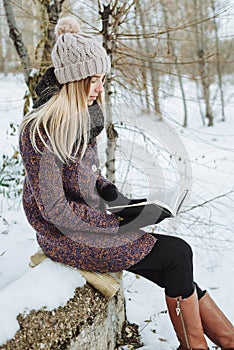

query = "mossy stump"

[{"left": 0, "top": 284, "right": 126, "bottom": 350}]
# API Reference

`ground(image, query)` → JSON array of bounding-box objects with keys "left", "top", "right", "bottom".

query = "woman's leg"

[
  {"left": 127, "top": 233, "right": 234, "bottom": 349},
  {"left": 199, "top": 292, "right": 234, "bottom": 349},
  {"left": 127, "top": 233, "right": 204, "bottom": 299},
  {"left": 127, "top": 234, "right": 208, "bottom": 350}
]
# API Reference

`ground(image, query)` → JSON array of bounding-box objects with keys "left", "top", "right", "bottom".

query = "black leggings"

[{"left": 127, "top": 234, "right": 205, "bottom": 299}]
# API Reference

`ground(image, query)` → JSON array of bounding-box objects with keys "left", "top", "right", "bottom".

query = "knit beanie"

[{"left": 51, "top": 17, "right": 111, "bottom": 84}]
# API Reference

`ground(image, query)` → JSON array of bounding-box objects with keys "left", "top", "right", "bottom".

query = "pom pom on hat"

[{"left": 55, "top": 16, "right": 80, "bottom": 37}]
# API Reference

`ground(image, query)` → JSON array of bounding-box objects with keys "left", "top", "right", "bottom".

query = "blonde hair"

[{"left": 19, "top": 78, "right": 102, "bottom": 163}]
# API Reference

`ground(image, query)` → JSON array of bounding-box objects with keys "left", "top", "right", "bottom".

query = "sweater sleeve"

[
  {"left": 96, "top": 170, "right": 115, "bottom": 194},
  {"left": 19, "top": 127, "right": 119, "bottom": 235},
  {"left": 94, "top": 137, "right": 116, "bottom": 194}
]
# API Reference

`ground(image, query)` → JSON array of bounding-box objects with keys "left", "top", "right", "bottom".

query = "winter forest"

[{"left": 0, "top": 0, "right": 234, "bottom": 349}]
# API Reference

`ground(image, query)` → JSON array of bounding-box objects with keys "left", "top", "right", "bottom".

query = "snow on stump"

[{"left": 0, "top": 259, "right": 126, "bottom": 350}]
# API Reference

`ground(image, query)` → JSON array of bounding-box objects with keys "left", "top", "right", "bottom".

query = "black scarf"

[
  {"left": 87, "top": 101, "right": 104, "bottom": 141},
  {"left": 33, "top": 67, "right": 61, "bottom": 109}
]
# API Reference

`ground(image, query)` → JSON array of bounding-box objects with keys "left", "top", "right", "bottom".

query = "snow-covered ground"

[{"left": 0, "top": 74, "right": 233, "bottom": 348}]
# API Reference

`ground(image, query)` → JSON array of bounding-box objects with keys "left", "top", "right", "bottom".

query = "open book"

[{"left": 108, "top": 188, "right": 189, "bottom": 218}]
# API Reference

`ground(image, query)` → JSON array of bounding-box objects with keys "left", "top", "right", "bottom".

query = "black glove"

[
  {"left": 118, "top": 204, "right": 172, "bottom": 233},
  {"left": 97, "top": 183, "right": 147, "bottom": 211},
  {"left": 97, "top": 183, "right": 171, "bottom": 231}
]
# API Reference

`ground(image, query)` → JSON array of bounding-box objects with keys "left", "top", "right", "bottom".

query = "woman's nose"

[{"left": 95, "top": 81, "right": 104, "bottom": 92}]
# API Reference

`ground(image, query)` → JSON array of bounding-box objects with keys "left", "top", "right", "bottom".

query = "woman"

[{"left": 19, "top": 17, "right": 234, "bottom": 350}]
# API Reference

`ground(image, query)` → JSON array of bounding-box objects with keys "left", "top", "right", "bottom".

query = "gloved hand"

[
  {"left": 118, "top": 204, "right": 172, "bottom": 233},
  {"left": 97, "top": 183, "right": 147, "bottom": 210},
  {"left": 97, "top": 183, "right": 171, "bottom": 230}
]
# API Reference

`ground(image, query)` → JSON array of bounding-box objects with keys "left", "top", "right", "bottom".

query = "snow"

[{"left": 0, "top": 74, "right": 233, "bottom": 349}]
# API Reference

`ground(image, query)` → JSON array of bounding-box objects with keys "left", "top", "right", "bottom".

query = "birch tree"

[{"left": 98, "top": 0, "right": 135, "bottom": 182}]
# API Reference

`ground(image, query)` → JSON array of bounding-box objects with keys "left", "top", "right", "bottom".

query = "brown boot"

[
  {"left": 166, "top": 290, "right": 208, "bottom": 349},
  {"left": 199, "top": 292, "right": 234, "bottom": 350}
]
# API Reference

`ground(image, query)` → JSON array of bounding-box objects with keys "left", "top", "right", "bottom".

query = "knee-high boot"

[
  {"left": 166, "top": 290, "right": 208, "bottom": 350},
  {"left": 199, "top": 292, "right": 234, "bottom": 350}
]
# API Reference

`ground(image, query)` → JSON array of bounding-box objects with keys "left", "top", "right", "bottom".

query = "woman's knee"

[
  {"left": 174, "top": 236, "right": 193, "bottom": 261},
  {"left": 155, "top": 234, "right": 193, "bottom": 266}
]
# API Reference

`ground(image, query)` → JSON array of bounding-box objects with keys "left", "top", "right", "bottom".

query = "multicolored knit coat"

[{"left": 19, "top": 106, "right": 157, "bottom": 272}]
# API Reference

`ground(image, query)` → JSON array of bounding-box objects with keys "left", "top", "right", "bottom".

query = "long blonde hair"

[{"left": 19, "top": 78, "right": 102, "bottom": 163}]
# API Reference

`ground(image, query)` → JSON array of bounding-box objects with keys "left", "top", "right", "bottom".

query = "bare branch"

[
  {"left": 117, "top": 6, "right": 231, "bottom": 39},
  {"left": 182, "top": 190, "right": 234, "bottom": 213}
]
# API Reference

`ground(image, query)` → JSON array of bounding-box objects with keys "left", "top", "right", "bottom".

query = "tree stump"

[{"left": 0, "top": 283, "right": 126, "bottom": 350}]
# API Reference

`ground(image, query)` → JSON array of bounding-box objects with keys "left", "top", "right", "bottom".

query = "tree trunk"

[
  {"left": 100, "top": 3, "right": 118, "bottom": 183},
  {"left": 211, "top": 0, "right": 225, "bottom": 122},
  {"left": 40, "top": 0, "right": 65, "bottom": 67},
  {"left": 177, "top": 58, "right": 188, "bottom": 127},
  {"left": 134, "top": 2, "right": 150, "bottom": 112},
  {"left": 135, "top": 0, "right": 162, "bottom": 120},
  {"left": 193, "top": 0, "right": 213, "bottom": 126},
  {"left": 3, "top": 0, "right": 32, "bottom": 85},
  {"left": 3, "top": 0, "right": 65, "bottom": 114},
  {"left": 159, "top": 0, "right": 188, "bottom": 127}
]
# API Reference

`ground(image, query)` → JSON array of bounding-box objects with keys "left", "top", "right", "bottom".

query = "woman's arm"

[
  {"left": 96, "top": 170, "right": 115, "bottom": 194},
  {"left": 19, "top": 128, "right": 119, "bottom": 235}
]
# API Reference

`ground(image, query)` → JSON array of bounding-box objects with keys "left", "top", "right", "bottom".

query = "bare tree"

[
  {"left": 135, "top": 0, "right": 162, "bottom": 120},
  {"left": 3, "top": 0, "right": 65, "bottom": 113},
  {"left": 133, "top": 6, "right": 150, "bottom": 111},
  {"left": 211, "top": 0, "right": 225, "bottom": 122},
  {"left": 38, "top": 0, "right": 65, "bottom": 66},
  {"left": 3, "top": 0, "right": 32, "bottom": 86},
  {"left": 193, "top": 0, "right": 214, "bottom": 126},
  {"left": 98, "top": 0, "right": 135, "bottom": 183},
  {"left": 159, "top": 0, "right": 188, "bottom": 127}
]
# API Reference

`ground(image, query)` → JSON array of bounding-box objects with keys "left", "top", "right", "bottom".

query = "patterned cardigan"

[{"left": 19, "top": 123, "right": 157, "bottom": 272}]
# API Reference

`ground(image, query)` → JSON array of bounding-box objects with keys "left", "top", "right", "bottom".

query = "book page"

[
  {"left": 147, "top": 188, "right": 188, "bottom": 216},
  {"left": 108, "top": 188, "right": 188, "bottom": 217}
]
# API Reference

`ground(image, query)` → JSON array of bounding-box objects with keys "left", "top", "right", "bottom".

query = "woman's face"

[{"left": 87, "top": 74, "right": 105, "bottom": 106}]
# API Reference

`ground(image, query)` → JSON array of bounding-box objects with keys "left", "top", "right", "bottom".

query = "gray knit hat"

[{"left": 51, "top": 17, "right": 111, "bottom": 84}]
